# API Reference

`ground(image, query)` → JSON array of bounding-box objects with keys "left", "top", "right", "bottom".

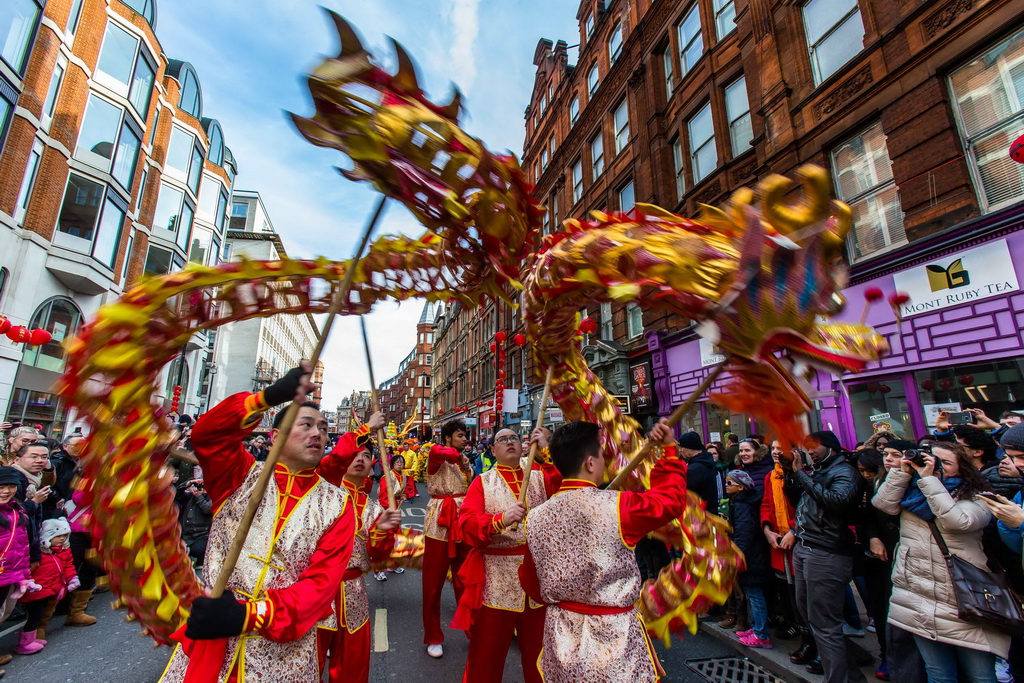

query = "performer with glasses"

[{"left": 452, "top": 427, "right": 561, "bottom": 683}]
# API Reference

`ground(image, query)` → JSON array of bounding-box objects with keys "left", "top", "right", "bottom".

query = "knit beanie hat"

[
  {"left": 1001, "top": 423, "right": 1024, "bottom": 452},
  {"left": 0, "top": 467, "right": 20, "bottom": 487},
  {"left": 726, "top": 469, "right": 755, "bottom": 490},
  {"left": 678, "top": 432, "right": 705, "bottom": 451},
  {"left": 40, "top": 518, "right": 71, "bottom": 549},
  {"left": 883, "top": 439, "right": 917, "bottom": 453},
  {"left": 809, "top": 430, "right": 844, "bottom": 453}
]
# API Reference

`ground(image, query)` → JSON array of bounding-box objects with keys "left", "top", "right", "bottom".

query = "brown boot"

[
  {"left": 36, "top": 598, "right": 59, "bottom": 639},
  {"left": 65, "top": 590, "right": 97, "bottom": 627},
  {"left": 717, "top": 614, "right": 737, "bottom": 629}
]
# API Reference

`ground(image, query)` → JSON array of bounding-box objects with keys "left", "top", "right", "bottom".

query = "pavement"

[{"left": 0, "top": 482, "right": 878, "bottom": 682}]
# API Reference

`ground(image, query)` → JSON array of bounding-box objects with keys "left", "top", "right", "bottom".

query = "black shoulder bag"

[{"left": 926, "top": 517, "right": 1024, "bottom": 637}]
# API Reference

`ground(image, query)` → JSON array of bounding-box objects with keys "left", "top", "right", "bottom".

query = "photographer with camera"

[
  {"left": 873, "top": 441, "right": 1006, "bottom": 681},
  {"left": 179, "top": 477, "right": 213, "bottom": 568},
  {"left": 782, "top": 431, "right": 862, "bottom": 681}
]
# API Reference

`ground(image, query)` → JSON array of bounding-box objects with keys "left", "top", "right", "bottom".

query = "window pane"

[
  {"left": 166, "top": 127, "right": 194, "bottom": 177},
  {"left": 93, "top": 198, "right": 124, "bottom": 268},
  {"left": 129, "top": 51, "right": 155, "bottom": 117},
  {"left": 572, "top": 161, "right": 583, "bottom": 202},
  {"left": 570, "top": 96, "right": 579, "bottom": 125},
  {"left": 0, "top": 96, "right": 12, "bottom": 145},
  {"left": 689, "top": 103, "right": 717, "bottom": 183},
  {"left": 189, "top": 226, "right": 213, "bottom": 265},
  {"left": 591, "top": 134, "right": 604, "bottom": 178},
  {"left": 153, "top": 183, "right": 184, "bottom": 233},
  {"left": 832, "top": 122, "right": 894, "bottom": 199},
  {"left": 179, "top": 69, "right": 201, "bottom": 118},
  {"left": 679, "top": 5, "right": 703, "bottom": 74},
  {"left": 950, "top": 29, "right": 1024, "bottom": 138},
  {"left": 208, "top": 125, "right": 223, "bottom": 165},
  {"left": 112, "top": 122, "right": 141, "bottom": 189},
  {"left": 67, "top": 0, "right": 85, "bottom": 34},
  {"left": 122, "top": 231, "right": 133, "bottom": 281},
  {"left": 673, "top": 139, "right": 685, "bottom": 198},
  {"left": 619, "top": 182, "right": 635, "bottom": 211},
  {"left": 149, "top": 105, "right": 160, "bottom": 147},
  {"left": 144, "top": 245, "right": 173, "bottom": 276},
  {"left": 0, "top": 0, "right": 41, "bottom": 74},
  {"left": 96, "top": 23, "right": 138, "bottom": 89},
  {"left": 198, "top": 176, "right": 220, "bottom": 222},
  {"left": 23, "top": 299, "right": 81, "bottom": 372},
  {"left": 42, "top": 62, "right": 64, "bottom": 123},
  {"left": 76, "top": 95, "right": 122, "bottom": 172},
  {"left": 57, "top": 174, "right": 104, "bottom": 240},
  {"left": 16, "top": 141, "right": 42, "bottom": 219},
  {"left": 588, "top": 65, "right": 599, "bottom": 94},
  {"left": 216, "top": 190, "right": 228, "bottom": 231},
  {"left": 614, "top": 100, "right": 629, "bottom": 153},
  {"left": 803, "top": 0, "right": 858, "bottom": 44},
  {"left": 188, "top": 145, "right": 204, "bottom": 194},
  {"left": 609, "top": 24, "right": 622, "bottom": 62},
  {"left": 663, "top": 50, "right": 674, "bottom": 98},
  {"left": 177, "top": 202, "right": 195, "bottom": 250},
  {"left": 846, "top": 185, "right": 906, "bottom": 261},
  {"left": 813, "top": 10, "right": 865, "bottom": 83},
  {"left": 715, "top": 0, "right": 736, "bottom": 39},
  {"left": 120, "top": 0, "right": 155, "bottom": 23},
  {"left": 725, "top": 78, "right": 752, "bottom": 155},
  {"left": 972, "top": 119, "right": 1024, "bottom": 211}
]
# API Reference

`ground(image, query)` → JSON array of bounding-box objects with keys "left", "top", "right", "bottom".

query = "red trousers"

[
  {"left": 327, "top": 621, "right": 371, "bottom": 683},
  {"left": 463, "top": 605, "right": 545, "bottom": 683},
  {"left": 422, "top": 536, "right": 469, "bottom": 644}
]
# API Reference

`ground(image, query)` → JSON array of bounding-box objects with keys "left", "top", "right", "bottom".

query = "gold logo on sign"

[{"left": 926, "top": 259, "right": 970, "bottom": 292}]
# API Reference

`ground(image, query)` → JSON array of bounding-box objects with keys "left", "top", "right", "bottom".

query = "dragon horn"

[
  {"left": 440, "top": 88, "right": 463, "bottom": 121},
  {"left": 389, "top": 38, "right": 422, "bottom": 93},
  {"left": 326, "top": 10, "right": 366, "bottom": 58}
]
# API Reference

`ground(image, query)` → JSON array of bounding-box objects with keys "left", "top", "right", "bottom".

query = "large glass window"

[
  {"left": 608, "top": 23, "right": 623, "bottom": 64},
  {"left": 165, "top": 126, "right": 195, "bottom": 178},
  {"left": 66, "top": 0, "right": 85, "bottom": 35},
  {"left": 713, "top": 0, "right": 736, "bottom": 40},
  {"left": 570, "top": 95, "right": 579, "bottom": 126},
  {"left": 831, "top": 122, "right": 905, "bottom": 262},
  {"left": 207, "top": 123, "right": 224, "bottom": 165},
  {"left": 189, "top": 226, "right": 214, "bottom": 265},
  {"left": 144, "top": 244, "right": 173, "bottom": 276},
  {"left": 0, "top": 89, "right": 13, "bottom": 152},
  {"left": 587, "top": 64, "right": 600, "bottom": 96},
  {"left": 41, "top": 59, "right": 64, "bottom": 131},
  {"left": 21, "top": 298, "right": 82, "bottom": 373},
  {"left": 179, "top": 68, "right": 202, "bottom": 119},
  {"left": 688, "top": 102, "right": 717, "bottom": 183},
  {"left": 76, "top": 94, "right": 141, "bottom": 191},
  {"left": 627, "top": 303, "right": 643, "bottom": 338},
  {"left": 188, "top": 145, "right": 204, "bottom": 194},
  {"left": 230, "top": 201, "right": 248, "bottom": 230},
  {"left": 949, "top": 27, "right": 1024, "bottom": 213},
  {"left": 177, "top": 203, "right": 195, "bottom": 251},
  {"left": 215, "top": 189, "right": 229, "bottom": 232},
  {"left": 678, "top": 4, "right": 704, "bottom": 77},
  {"left": 153, "top": 182, "right": 186, "bottom": 234},
  {"left": 600, "top": 302, "right": 612, "bottom": 339},
  {"left": 725, "top": 77, "right": 752, "bottom": 156},
  {"left": 1, "top": 0, "right": 41, "bottom": 75},
  {"left": 571, "top": 160, "right": 583, "bottom": 203},
  {"left": 803, "top": 0, "right": 865, "bottom": 85},
  {"left": 15, "top": 138, "right": 43, "bottom": 223},
  {"left": 619, "top": 181, "right": 635, "bottom": 212},
  {"left": 129, "top": 50, "right": 155, "bottom": 118},
  {"left": 55, "top": 173, "right": 126, "bottom": 268},
  {"left": 613, "top": 99, "right": 630, "bottom": 154},
  {"left": 198, "top": 175, "right": 221, "bottom": 222},
  {"left": 97, "top": 23, "right": 136, "bottom": 89},
  {"left": 591, "top": 132, "right": 604, "bottom": 180},
  {"left": 672, "top": 138, "right": 685, "bottom": 199},
  {"left": 915, "top": 360, "right": 1024, "bottom": 431}
]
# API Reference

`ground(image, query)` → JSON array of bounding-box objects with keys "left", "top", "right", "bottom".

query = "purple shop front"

[{"left": 650, "top": 205, "right": 1024, "bottom": 448}]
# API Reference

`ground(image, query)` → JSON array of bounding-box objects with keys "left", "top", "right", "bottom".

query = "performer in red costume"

[
  {"left": 330, "top": 411, "right": 384, "bottom": 496},
  {"left": 519, "top": 420, "right": 687, "bottom": 683},
  {"left": 422, "top": 419, "right": 473, "bottom": 658},
  {"left": 317, "top": 433, "right": 401, "bottom": 683},
  {"left": 161, "top": 363, "right": 355, "bottom": 683},
  {"left": 379, "top": 454, "right": 408, "bottom": 508},
  {"left": 453, "top": 427, "right": 561, "bottom": 683}
]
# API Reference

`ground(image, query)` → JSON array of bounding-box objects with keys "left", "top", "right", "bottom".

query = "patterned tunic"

[
  {"left": 425, "top": 447, "right": 470, "bottom": 541},
  {"left": 340, "top": 488, "right": 391, "bottom": 632}
]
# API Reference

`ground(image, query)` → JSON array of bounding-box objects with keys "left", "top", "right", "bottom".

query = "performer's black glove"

[
  {"left": 185, "top": 591, "right": 247, "bottom": 640},
  {"left": 263, "top": 365, "right": 310, "bottom": 407}
]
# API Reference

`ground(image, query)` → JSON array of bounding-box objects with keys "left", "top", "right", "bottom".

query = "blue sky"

[{"left": 154, "top": 0, "right": 580, "bottom": 411}]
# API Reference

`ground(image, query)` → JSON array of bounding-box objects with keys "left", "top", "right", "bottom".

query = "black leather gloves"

[
  {"left": 263, "top": 366, "right": 310, "bottom": 407},
  {"left": 185, "top": 591, "right": 248, "bottom": 640}
]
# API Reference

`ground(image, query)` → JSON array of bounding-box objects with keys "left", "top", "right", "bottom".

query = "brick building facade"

[
  {"left": 0, "top": 0, "right": 240, "bottom": 433},
  {"left": 519, "top": 0, "right": 1024, "bottom": 444},
  {"left": 377, "top": 302, "right": 434, "bottom": 438}
]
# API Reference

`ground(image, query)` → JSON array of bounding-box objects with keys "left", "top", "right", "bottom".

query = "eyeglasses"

[{"left": 495, "top": 435, "right": 521, "bottom": 445}]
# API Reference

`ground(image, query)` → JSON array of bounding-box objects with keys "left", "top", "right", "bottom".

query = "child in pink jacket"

[
  {"left": 0, "top": 467, "right": 39, "bottom": 673},
  {"left": 19, "top": 518, "right": 79, "bottom": 653}
]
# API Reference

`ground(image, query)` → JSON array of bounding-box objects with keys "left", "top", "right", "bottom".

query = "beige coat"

[{"left": 872, "top": 469, "right": 1009, "bottom": 658}]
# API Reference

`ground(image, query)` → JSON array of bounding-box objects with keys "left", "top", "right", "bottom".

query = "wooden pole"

[
  {"left": 210, "top": 196, "right": 387, "bottom": 598},
  {"left": 607, "top": 363, "right": 725, "bottom": 491},
  {"left": 517, "top": 366, "right": 555, "bottom": 504},
  {"left": 361, "top": 317, "right": 396, "bottom": 510}
]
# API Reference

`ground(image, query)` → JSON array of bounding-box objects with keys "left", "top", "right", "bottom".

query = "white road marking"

[
  {"left": 0, "top": 620, "right": 25, "bottom": 638},
  {"left": 373, "top": 608, "right": 389, "bottom": 652}
]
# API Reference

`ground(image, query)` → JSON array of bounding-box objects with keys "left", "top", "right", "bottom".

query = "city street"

[{"left": 0, "top": 484, "right": 768, "bottom": 683}]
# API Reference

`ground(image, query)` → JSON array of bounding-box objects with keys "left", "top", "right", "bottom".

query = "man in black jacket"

[
  {"left": 783, "top": 431, "right": 864, "bottom": 683},
  {"left": 678, "top": 431, "right": 724, "bottom": 514}
]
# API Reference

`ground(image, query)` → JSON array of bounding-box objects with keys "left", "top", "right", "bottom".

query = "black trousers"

[
  {"left": 69, "top": 531, "right": 98, "bottom": 591},
  {"left": 22, "top": 600, "right": 49, "bottom": 632}
]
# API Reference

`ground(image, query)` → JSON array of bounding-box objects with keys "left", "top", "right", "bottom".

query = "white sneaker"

[
  {"left": 426, "top": 643, "right": 443, "bottom": 658},
  {"left": 374, "top": 572, "right": 387, "bottom": 581},
  {"left": 394, "top": 567, "right": 405, "bottom": 574}
]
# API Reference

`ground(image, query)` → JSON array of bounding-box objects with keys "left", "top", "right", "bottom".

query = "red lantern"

[
  {"left": 921, "top": 379, "right": 935, "bottom": 391},
  {"left": 0, "top": 317, "right": 10, "bottom": 335},
  {"left": 579, "top": 317, "right": 597, "bottom": 335},
  {"left": 939, "top": 378, "right": 954, "bottom": 390},
  {"left": 6, "top": 326, "right": 29, "bottom": 343},
  {"left": 489, "top": 342, "right": 496, "bottom": 353},
  {"left": 512, "top": 333, "right": 526, "bottom": 347},
  {"left": 958, "top": 374, "right": 974, "bottom": 386},
  {"left": 1012, "top": 132, "right": 1024, "bottom": 164},
  {"left": 438, "top": 408, "right": 444, "bottom": 414},
  {"left": 28, "top": 329, "right": 52, "bottom": 346},
  {"left": 498, "top": 370, "right": 505, "bottom": 379},
  {"left": 476, "top": 401, "right": 483, "bottom": 407},
  {"left": 879, "top": 384, "right": 891, "bottom": 394},
  {"left": 487, "top": 400, "right": 494, "bottom": 407},
  {"left": 495, "top": 331, "right": 507, "bottom": 343},
  {"left": 863, "top": 287, "right": 884, "bottom": 303}
]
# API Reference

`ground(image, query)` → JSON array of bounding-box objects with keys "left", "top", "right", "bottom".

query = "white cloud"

[{"left": 446, "top": 0, "right": 482, "bottom": 94}]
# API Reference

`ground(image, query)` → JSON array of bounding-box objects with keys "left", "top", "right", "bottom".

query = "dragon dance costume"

[
  {"left": 160, "top": 393, "right": 355, "bottom": 683},
  {"left": 453, "top": 456, "right": 561, "bottom": 683},
  {"left": 421, "top": 444, "right": 471, "bottom": 646},
  {"left": 519, "top": 448, "right": 687, "bottom": 683}
]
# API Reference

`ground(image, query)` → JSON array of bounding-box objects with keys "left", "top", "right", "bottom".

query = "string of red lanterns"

[{"left": 0, "top": 316, "right": 52, "bottom": 346}]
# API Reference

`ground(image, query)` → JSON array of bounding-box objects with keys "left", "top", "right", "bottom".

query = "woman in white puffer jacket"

[{"left": 872, "top": 441, "right": 1008, "bottom": 683}]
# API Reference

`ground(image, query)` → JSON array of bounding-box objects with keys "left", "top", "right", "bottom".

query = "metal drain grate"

[{"left": 685, "top": 657, "right": 785, "bottom": 683}]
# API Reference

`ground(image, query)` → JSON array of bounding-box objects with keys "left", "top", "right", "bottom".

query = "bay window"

[
  {"left": 152, "top": 182, "right": 195, "bottom": 250},
  {"left": 1, "top": 0, "right": 41, "bottom": 75},
  {"left": 55, "top": 173, "right": 128, "bottom": 269},
  {"left": 75, "top": 94, "right": 141, "bottom": 192},
  {"left": 95, "top": 21, "right": 155, "bottom": 118}
]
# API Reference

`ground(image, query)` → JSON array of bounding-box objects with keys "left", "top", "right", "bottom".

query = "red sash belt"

[
  {"left": 341, "top": 567, "right": 363, "bottom": 581},
  {"left": 556, "top": 601, "right": 634, "bottom": 616},
  {"left": 432, "top": 494, "right": 463, "bottom": 558},
  {"left": 451, "top": 544, "right": 528, "bottom": 631}
]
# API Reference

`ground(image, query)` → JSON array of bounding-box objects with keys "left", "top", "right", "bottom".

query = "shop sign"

[
  {"left": 546, "top": 409, "right": 564, "bottom": 423},
  {"left": 630, "top": 361, "right": 653, "bottom": 409},
  {"left": 892, "top": 240, "right": 1019, "bottom": 317},
  {"left": 710, "top": 431, "right": 721, "bottom": 442},
  {"left": 520, "top": 420, "right": 532, "bottom": 428},
  {"left": 464, "top": 417, "right": 478, "bottom": 427},
  {"left": 923, "top": 402, "right": 961, "bottom": 426},
  {"left": 869, "top": 412, "right": 891, "bottom": 422},
  {"left": 699, "top": 338, "right": 726, "bottom": 367}
]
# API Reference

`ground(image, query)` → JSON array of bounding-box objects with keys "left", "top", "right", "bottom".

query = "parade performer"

[
  {"left": 160, "top": 363, "right": 355, "bottom": 683},
  {"left": 519, "top": 420, "right": 687, "bottom": 683},
  {"left": 453, "top": 427, "right": 561, "bottom": 683},
  {"left": 332, "top": 411, "right": 384, "bottom": 496},
  {"left": 380, "top": 454, "right": 408, "bottom": 509},
  {"left": 317, "top": 433, "right": 401, "bottom": 683},
  {"left": 422, "top": 418, "right": 472, "bottom": 658},
  {"left": 415, "top": 426, "right": 435, "bottom": 483},
  {"left": 402, "top": 441, "right": 419, "bottom": 499}
]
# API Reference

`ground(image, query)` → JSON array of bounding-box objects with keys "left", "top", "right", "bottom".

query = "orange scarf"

[{"left": 771, "top": 464, "right": 791, "bottom": 533}]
